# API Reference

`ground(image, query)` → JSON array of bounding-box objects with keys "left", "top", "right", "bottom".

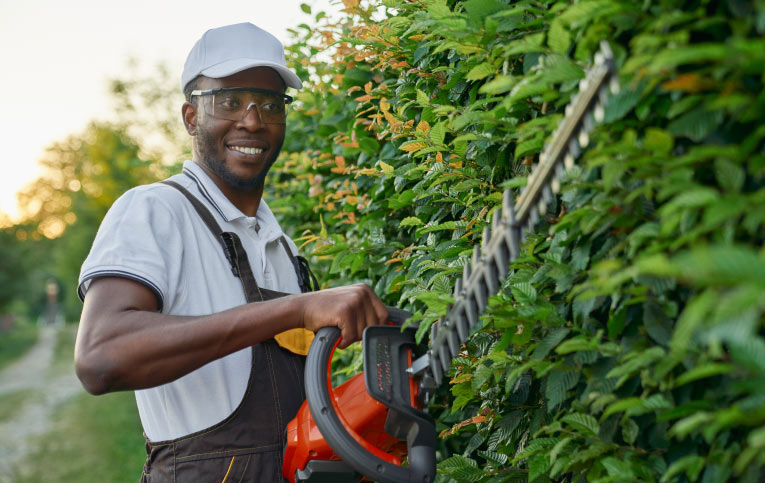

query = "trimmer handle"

[{"left": 305, "top": 324, "right": 436, "bottom": 483}]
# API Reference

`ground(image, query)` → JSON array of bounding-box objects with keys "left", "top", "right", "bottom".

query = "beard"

[{"left": 195, "top": 126, "right": 282, "bottom": 191}]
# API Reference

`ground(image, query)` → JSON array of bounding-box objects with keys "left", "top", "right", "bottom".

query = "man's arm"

[{"left": 74, "top": 277, "right": 387, "bottom": 395}]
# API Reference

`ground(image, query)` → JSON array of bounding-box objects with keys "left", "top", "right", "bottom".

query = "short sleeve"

[{"left": 78, "top": 185, "right": 183, "bottom": 312}]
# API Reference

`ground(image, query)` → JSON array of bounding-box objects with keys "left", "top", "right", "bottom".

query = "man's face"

[{"left": 187, "top": 67, "right": 287, "bottom": 191}]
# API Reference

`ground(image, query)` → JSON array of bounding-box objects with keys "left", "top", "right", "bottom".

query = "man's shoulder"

[{"left": 112, "top": 175, "right": 195, "bottom": 213}]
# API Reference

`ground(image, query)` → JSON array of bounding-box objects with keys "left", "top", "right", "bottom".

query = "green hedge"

[{"left": 270, "top": 0, "right": 765, "bottom": 481}]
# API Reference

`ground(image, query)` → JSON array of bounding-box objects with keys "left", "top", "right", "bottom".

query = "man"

[{"left": 74, "top": 23, "right": 388, "bottom": 482}]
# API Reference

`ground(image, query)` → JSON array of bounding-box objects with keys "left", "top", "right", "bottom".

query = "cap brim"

[{"left": 201, "top": 59, "right": 303, "bottom": 89}]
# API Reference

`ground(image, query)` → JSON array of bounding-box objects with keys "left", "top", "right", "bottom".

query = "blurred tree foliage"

[
  {"left": 13, "top": 124, "right": 167, "bottom": 320},
  {"left": 108, "top": 59, "right": 191, "bottom": 165},
  {"left": 1, "top": 61, "right": 186, "bottom": 322},
  {"left": 271, "top": 0, "right": 765, "bottom": 481}
]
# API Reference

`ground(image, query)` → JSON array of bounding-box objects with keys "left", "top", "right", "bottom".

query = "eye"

[
  {"left": 216, "top": 94, "right": 242, "bottom": 110},
  {"left": 260, "top": 98, "right": 284, "bottom": 112}
]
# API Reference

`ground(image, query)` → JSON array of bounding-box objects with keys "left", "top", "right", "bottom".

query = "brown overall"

[{"left": 140, "top": 181, "right": 317, "bottom": 482}]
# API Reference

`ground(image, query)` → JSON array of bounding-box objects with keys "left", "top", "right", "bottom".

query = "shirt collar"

[{"left": 181, "top": 161, "right": 284, "bottom": 241}]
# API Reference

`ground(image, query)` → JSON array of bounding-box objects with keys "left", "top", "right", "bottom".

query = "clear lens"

[{"left": 205, "top": 90, "right": 287, "bottom": 124}]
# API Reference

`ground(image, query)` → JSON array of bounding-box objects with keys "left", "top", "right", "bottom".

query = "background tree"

[{"left": 15, "top": 123, "right": 166, "bottom": 320}]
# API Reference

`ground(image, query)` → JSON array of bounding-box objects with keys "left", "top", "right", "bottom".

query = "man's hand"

[{"left": 296, "top": 284, "right": 388, "bottom": 349}]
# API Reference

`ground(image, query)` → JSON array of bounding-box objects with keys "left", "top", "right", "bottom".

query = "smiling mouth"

[{"left": 229, "top": 145, "right": 265, "bottom": 155}]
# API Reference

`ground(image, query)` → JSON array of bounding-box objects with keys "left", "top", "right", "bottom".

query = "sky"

[{"left": 0, "top": 0, "right": 341, "bottom": 222}]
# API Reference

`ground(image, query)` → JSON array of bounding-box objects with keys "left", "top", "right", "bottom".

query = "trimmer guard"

[{"left": 303, "top": 325, "right": 436, "bottom": 483}]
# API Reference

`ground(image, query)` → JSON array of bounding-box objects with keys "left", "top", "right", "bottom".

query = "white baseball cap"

[{"left": 181, "top": 22, "right": 303, "bottom": 93}]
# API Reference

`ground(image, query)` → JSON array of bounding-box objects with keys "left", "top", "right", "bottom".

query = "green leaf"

[
  {"left": 439, "top": 455, "right": 482, "bottom": 480},
  {"left": 415, "top": 291, "right": 453, "bottom": 313},
  {"left": 539, "top": 54, "right": 584, "bottom": 83},
  {"left": 430, "top": 122, "right": 447, "bottom": 146},
  {"left": 463, "top": 0, "right": 509, "bottom": 22},
  {"left": 400, "top": 216, "right": 424, "bottom": 227},
  {"left": 644, "top": 128, "right": 674, "bottom": 155},
  {"left": 667, "top": 106, "right": 724, "bottom": 142},
  {"left": 466, "top": 62, "right": 496, "bottom": 81},
  {"left": 531, "top": 328, "right": 570, "bottom": 360},
  {"left": 514, "top": 136, "right": 544, "bottom": 159},
  {"left": 546, "top": 369, "right": 580, "bottom": 408},
  {"left": 649, "top": 43, "right": 729, "bottom": 72},
  {"left": 464, "top": 432, "right": 487, "bottom": 456},
  {"left": 427, "top": 0, "right": 452, "bottom": 19},
  {"left": 300, "top": 3, "right": 311, "bottom": 13},
  {"left": 416, "top": 88, "right": 430, "bottom": 106},
  {"left": 528, "top": 453, "right": 551, "bottom": 481},
  {"left": 604, "top": 397, "right": 643, "bottom": 418},
  {"left": 478, "top": 450, "right": 508, "bottom": 465},
  {"left": 714, "top": 157, "right": 745, "bottom": 193},
  {"left": 417, "top": 221, "right": 465, "bottom": 235},
  {"left": 510, "top": 282, "right": 537, "bottom": 304},
  {"left": 728, "top": 337, "right": 765, "bottom": 375},
  {"left": 388, "top": 189, "right": 416, "bottom": 210},
  {"left": 555, "top": 336, "right": 595, "bottom": 354},
  {"left": 601, "top": 456, "right": 635, "bottom": 478},
  {"left": 660, "top": 454, "right": 705, "bottom": 482},
  {"left": 414, "top": 316, "right": 436, "bottom": 344},
  {"left": 621, "top": 417, "right": 639, "bottom": 445},
  {"left": 560, "top": 413, "right": 600, "bottom": 436},
  {"left": 660, "top": 187, "right": 719, "bottom": 213},
  {"left": 604, "top": 85, "right": 641, "bottom": 122},
  {"left": 478, "top": 75, "right": 515, "bottom": 95},
  {"left": 548, "top": 18, "right": 571, "bottom": 54},
  {"left": 675, "top": 363, "right": 732, "bottom": 387},
  {"left": 669, "top": 289, "right": 717, "bottom": 353},
  {"left": 507, "top": 76, "right": 549, "bottom": 103},
  {"left": 606, "top": 347, "right": 666, "bottom": 379}
]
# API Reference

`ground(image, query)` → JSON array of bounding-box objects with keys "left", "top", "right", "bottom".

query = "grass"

[
  {"left": 11, "top": 390, "right": 146, "bottom": 482},
  {"left": 9, "top": 324, "right": 146, "bottom": 482},
  {"left": 0, "top": 388, "right": 38, "bottom": 424},
  {"left": 0, "top": 321, "right": 38, "bottom": 371}
]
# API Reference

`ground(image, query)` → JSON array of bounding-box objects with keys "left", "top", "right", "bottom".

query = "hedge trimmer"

[{"left": 282, "top": 41, "right": 619, "bottom": 483}]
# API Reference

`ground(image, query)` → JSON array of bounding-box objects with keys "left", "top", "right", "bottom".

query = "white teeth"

[{"left": 231, "top": 146, "right": 264, "bottom": 155}]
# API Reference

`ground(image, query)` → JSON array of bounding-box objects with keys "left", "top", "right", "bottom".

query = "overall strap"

[{"left": 161, "top": 180, "right": 264, "bottom": 302}]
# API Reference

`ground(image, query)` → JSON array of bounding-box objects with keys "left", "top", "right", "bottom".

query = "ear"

[{"left": 182, "top": 101, "right": 198, "bottom": 136}]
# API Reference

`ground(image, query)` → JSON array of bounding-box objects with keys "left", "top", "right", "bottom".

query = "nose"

[{"left": 237, "top": 102, "right": 264, "bottom": 130}]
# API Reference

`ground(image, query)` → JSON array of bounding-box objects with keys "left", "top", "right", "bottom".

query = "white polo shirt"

[{"left": 78, "top": 160, "right": 302, "bottom": 442}]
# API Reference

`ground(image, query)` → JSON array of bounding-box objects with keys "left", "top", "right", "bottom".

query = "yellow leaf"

[
  {"left": 319, "top": 214, "right": 328, "bottom": 238},
  {"left": 380, "top": 161, "right": 395, "bottom": 176},
  {"left": 662, "top": 73, "right": 706, "bottom": 93},
  {"left": 355, "top": 168, "right": 381, "bottom": 177},
  {"left": 416, "top": 120, "right": 431, "bottom": 136},
  {"left": 400, "top": 142, "right": 427, "bottom": 153}
]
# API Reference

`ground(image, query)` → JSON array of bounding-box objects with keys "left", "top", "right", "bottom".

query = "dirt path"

[{"left": 0, "top": 325, "right": 83, "bottom": 480}]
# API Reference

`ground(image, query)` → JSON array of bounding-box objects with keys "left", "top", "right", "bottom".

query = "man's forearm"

[
  {"left": 75, "top": 277, "right": 386, "bottom": 395},
  {"left": 75, "top": 279, "right": 303, "bottom": 394}
]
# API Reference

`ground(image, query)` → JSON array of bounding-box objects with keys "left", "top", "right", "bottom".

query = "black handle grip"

[{"left": 305, "top": 326, "right": 434, "bottom": 483}]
